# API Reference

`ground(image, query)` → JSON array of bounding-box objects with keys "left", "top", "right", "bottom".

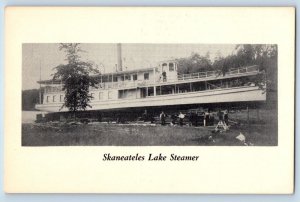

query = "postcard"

[{"left": 4, "top": 7, "right": 295, "bottom": 193}]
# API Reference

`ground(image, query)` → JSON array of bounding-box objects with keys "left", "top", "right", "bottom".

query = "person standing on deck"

[
  {"left": 178, "top": 112, "right": 185, "bottom": 126},
  {"left": 162, "top": 70, "right": 167, "bottom": 82}
]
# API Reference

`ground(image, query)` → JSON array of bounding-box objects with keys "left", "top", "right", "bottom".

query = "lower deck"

[{"left": 36, "top": 85, "right": 266, "bottom": 112}]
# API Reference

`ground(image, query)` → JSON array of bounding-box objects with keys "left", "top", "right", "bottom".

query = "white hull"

[{"left": 35, "top": 86, "right": 266, "bottom": 112}]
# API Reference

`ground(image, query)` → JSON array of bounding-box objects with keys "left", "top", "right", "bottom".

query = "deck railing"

[
  {"left": 44, "top": 65, "right": 259, "bottom": 92},
  {"left": 44, "top": 86, "right": 63, "bottom": 94},
  {"left": 177, "top": 65, "right": 259, "bottom": 81}
]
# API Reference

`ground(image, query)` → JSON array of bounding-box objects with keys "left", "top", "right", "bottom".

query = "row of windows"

[
  {"left": 46, "top": 95, "right": 64, "bottom": 103},
  {"left": 90, "top": 91, "right": 114, "bottom": 100},
  {"left": 124, "top": 73, "right": 149, "bottom": 80},
  {"left": 162, "top": 62, "right": 176, "bottom": 72},
  {"left": 120, "top": 74, "right": 137, "bottom": 81},
  {"left": 46, "top": 91, "right": 115, "bottom": 103},
  {"left": 109, "top": 73, "right": 149, "bottom": 82},
  {"left": 118, "top": 63, "right": 176, "bottom": 82},
  {"left": 91, "top": 91, "right": 114, "bottom": 100}
]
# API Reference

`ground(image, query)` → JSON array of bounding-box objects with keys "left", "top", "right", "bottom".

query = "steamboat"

[
  {"left": 35, "top": 45, "right": 266, "bottom": 122},
  {"left": 35, "top": 62, "right": 265, "bottom": 119}
]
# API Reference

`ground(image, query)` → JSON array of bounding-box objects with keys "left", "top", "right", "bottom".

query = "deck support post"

[
  {"left": 174, "top": 84, "right": 176, "bottom": 94},
  {"left": 39, "top": 87, "right": 42, "bottom": 104},
  {"left": 247, "top": 106, "right": 250, "bottom": 126},
  {"left": 39, "top": 60, "right": 42, "bottom": 104},
  {"left": 153, "top": 67, "right": 156, "bottom": 96}
]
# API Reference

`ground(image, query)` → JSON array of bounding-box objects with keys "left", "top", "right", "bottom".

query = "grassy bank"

[{"left": 22, "top": 122, "right": 277, "bottom": 146}]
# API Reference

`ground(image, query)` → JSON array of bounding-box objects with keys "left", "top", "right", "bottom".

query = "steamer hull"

[{"left": 35, "top": 86, "right": 266, "bottom": 112}]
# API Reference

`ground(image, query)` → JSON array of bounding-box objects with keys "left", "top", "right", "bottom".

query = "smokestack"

[{"left": 117, "top": 43, "right": 122, "bottom": 71}]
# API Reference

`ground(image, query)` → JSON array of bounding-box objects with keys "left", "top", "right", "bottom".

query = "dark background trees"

[
  {"left": 176, "top": 44, "right": 277, "bottom": 91},
  {"left": 176, "top": 52, "right": 213, "bottom": 74},
  {"left": 22, "top": 89, "right": 39, "bottom": 111}
]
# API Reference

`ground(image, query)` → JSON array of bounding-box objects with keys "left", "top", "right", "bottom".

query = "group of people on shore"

[
  {"left": 159, "top": 109, "right": 229, "bottom": 127},
  {"left": 160, "top": 111, "right": 185, "bottom": 126},
  {"left": 142, "top": 109, "right": 229, "bottom": 127}
]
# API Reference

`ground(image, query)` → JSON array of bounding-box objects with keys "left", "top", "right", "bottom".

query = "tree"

[
  {"left": 235, "top": 44, "right": 278, "bottom": 91},
  {"left": 52, "top": 43, "right": 99, "bottom": 116},
  {"left": 176, "top": 53, "right": 212, "bottom": 74},
  {"left": 212, "top": 44, "right": 277, "bottom": 88}
]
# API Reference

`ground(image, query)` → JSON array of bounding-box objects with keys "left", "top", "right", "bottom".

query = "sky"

[{"left": 22, "top": 43, "right": 237, "bottom": 90}]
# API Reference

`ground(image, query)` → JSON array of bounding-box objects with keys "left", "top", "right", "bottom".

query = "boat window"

[
  {"left": 162, "top": 63, "right": 168, "bottom": 71},
  {"left": 169, "top": 63, "right": 174, "bottom": 71},
  {"left": 144, "top": 73, "right": 149, "bottom": 80},
  {"left": 125, "top": 75, "right": 131, "bottom": 80},
  {"left": 46, "top": 96, "right": 50, "bottom": 103},
  {"left": 60, "top": 95, "right": 64, "bottom": 102},
  {"left": 132, "top": 74, "right": 137, "bottom": 81},
  {"left": 52, "top": 95, "right": 56, "bottom": 102},
  {"left": 91, "top": 93, "right": 95, "bottom": 100},
  {"left": 108, "top": 91, "right": 113, "bottom": 99}
]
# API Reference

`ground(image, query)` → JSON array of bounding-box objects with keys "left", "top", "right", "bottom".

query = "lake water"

[{"left": 22, "top": 111, "right": 47, "bottom": 123}]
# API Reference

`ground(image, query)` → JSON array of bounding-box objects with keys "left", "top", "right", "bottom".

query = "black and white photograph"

[
  {"left": 5, "top": 7, "right": 294, "bottom": 194},
  {"left": 22, "top": 43, "right": 278, "bottom": 146}
]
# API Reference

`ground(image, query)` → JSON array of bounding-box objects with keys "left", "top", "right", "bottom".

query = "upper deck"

[
  {"left": 42, "top": 65, "right": 260, "bottom": 94},
  {"left": 36, "top": 63, "right": 265, "bottom": 112}
]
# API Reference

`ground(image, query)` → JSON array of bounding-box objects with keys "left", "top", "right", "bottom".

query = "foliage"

[
  {"left": 234, "top": 44, "right": 278, "bottom": 92},
  {"left": 176, "top": 52, "right": 212, "bottom": 74},
  {"left": 176, "top": 44, "right": 277, "bottom": 93},
  {"left": 22, "top": 89, "right": 40, "bottom": 111},
  {"left": 52, "top": 43, "right": 99, "bottom": 113}
]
